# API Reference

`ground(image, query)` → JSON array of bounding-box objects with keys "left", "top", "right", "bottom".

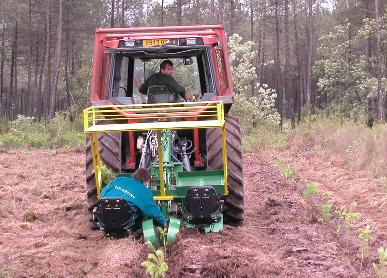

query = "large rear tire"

[
  {"left": 206, "top": 116, "right": 244, "bottom": 225},
  {"left": 85, "top": 132, "right": 121, "bottom": 228}
]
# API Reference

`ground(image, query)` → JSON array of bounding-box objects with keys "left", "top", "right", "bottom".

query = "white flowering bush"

[
  {"left": 228, "top": 34, "right": 280, "bottom": 127},
  {"left": 315, "top": 20, "right": 387, "bottom": 120},
  {"left": 232, "top": 84, "right": 280, "bottom": 127},
  {"left": 228, "top": 34, "right": 257, "bottom": 95}
]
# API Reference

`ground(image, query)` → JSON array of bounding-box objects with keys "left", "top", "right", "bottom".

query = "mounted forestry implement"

[{"left": 84, "top": 25, "right": 244, "bottom": 246}]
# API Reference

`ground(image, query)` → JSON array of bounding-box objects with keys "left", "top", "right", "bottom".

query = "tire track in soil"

[{"left": 0, "top": 150, "right": 375, "bottom": 277}]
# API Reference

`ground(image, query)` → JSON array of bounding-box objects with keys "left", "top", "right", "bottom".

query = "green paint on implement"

[
  {"left": 167, "top": 217, "right": 181, "bottom": 243},
  {"left": 183, "top": 215, "right": 223, "bottom": 233},
  {"left": 203, "top": 215, "right": 223, "bottom": 233},
  {"left": 142, "top": 219, "right": 159, "bottom": 248},
  {"left": 143, "top": 217, "right": 181, "bottom": 248}
]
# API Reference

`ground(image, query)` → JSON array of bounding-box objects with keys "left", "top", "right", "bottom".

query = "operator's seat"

[
  {"left": 93, "top": 198, "right": 134, "bottom": 237},
  {"left": 183, "top": 186, "right": 222, "bottom": 225},
  {"left": 147, "top": 85, "right": 180, "bottom": 104}
]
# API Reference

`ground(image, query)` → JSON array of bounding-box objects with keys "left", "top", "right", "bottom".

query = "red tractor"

[{"left": 85, "top": 25, "right": 244, "bottom": 234}]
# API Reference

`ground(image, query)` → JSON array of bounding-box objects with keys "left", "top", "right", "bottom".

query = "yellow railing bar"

[
  {"left": 83, "top": 100, "right": 221, "bottom": 110},
  {"left": 154, "top": 196, "right": 174, "bottom": 201},
  {"left": 86, "top": 104, "right": 219, "bottom": 113},
  {"left": 90, "top": 108, "right": 219, "bottom": 115},
  {"left": 91, "top": 112, "right": 218, "bottom": 118}
]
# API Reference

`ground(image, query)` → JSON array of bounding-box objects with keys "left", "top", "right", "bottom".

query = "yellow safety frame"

[{"left": 83, "top": 100, "right": 228, "bottom": 200}]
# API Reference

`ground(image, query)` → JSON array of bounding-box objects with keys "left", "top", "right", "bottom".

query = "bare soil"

[{"left": 0, "top": 149, "right": 384, "bottom": 277}]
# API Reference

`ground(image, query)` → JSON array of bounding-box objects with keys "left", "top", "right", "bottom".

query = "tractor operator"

[
  {"left": 138, "top": 59, "right": 192, "bottom": 101},
  {"left": 101, "top": 168, "right": 166, "bottom": 230}
]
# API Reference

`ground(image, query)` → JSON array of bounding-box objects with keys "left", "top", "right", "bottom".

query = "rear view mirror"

[{"left": 183, "top": 58, "right": 193, "bottom": 65}]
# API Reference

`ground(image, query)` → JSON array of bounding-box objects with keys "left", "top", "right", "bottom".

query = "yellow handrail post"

[
  {"left": 221, "top": 124, "right": 228, "bottom": 195},
  {"left": 156, "top": 130, "right": 166, "bottom": 197},
  {"left": 89, "top": 133, "right": 101, "bottom": 199}
]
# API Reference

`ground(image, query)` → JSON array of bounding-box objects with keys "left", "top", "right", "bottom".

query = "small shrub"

[
  {"left": 242, "top": 123, "right": 289, "bottom": 150},
  {"left": 0, "top": 116, "right": 10, "bottom": 133},
  {"left": 23, "top": 211, "right": 38, "bottom": 222},
  {"left": 157, "top": 227, "right": 168, "bottom": 248},
  {"left": 379, "top": 176, "right": 387, "bottom": 193},
  {"left": 303, "top": 182, "right": 320, "bottom": 202},
  {"left": 373, "top": 247, "right": 387, "bottom": 278},
  {"left": 336, "top": 202, "right": 362, "bottom": 238},
  {"left": 100, "top": 165, "right": 117, "bottom": 187},
  {"left": 358, "top": 225, "right": 373, "bottom": 267},
  {"left": 141, "top": 243, "right": 168, "bottom": 278},
  {"left": 277, "top": 159, "right": 295, "bottom": 180},
  {"left": 320, "top": 192, "right": 332, "bottom": 224}
]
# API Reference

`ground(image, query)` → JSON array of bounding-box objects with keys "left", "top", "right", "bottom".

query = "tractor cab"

[{"left": 90, "top": 25, "right": 234, "bottom": 108}]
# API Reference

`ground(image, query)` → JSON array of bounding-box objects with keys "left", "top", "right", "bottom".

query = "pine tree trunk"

[
  {"left": 49, "top": 0, "right": 64, "bottom": 120},
  {"left": 285, "top": 0, "right": 294, "bottom": 128},
  {"left": 161, "top": 0, "right": 164, "bottom": 26},
  {"left": 121, "top": 0, "right": 125, "bottom": 26},
  {"left": 293, "top": 0, "right": 303, "bottom": 123},
  {"left": 274, "top": 0, "right": 282, "bottom": 129},
  {"left": 259, "top": 0, "right": 267, "bottom": 84},
  {"left": 176, "top": 0, "right": 182, "bottom": 25},
  {"left": 110, "top": 0, "right": 115, "bottom": 28},
  {"left": 42, "top": 0, "right": 51, "bottom": 122},
  {"left": 249, "top": 0, "right": 254, "bottom": 41},
  {"left": 306, "top": 0, "right": 313, "bottom": 115},
  {"left": 14, "top": 21, "right": 19, "bottom": 118},
  {"left": 25, "top": 0, "right": 32, "bottom": 116},
  {"left": 9, "top": 21, "right": 18, "bottom": 120},
  {"left": 64, "top": 11, "right": 71, "bottom": 110},
  {"left": 230, "top": 0, "right": 235, "bottom": 34},
  {"left": 0, "top": 30, "right": 4, "bottom": 118},
  {"left": 34, "top": 30, "right": 40, "bottom": 119},
  {"left": 375, "top": 0, "right": 385, "bottom": 121}
]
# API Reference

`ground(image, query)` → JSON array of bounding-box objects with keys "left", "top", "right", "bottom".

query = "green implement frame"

[{"left": 84, "top": 101, "right": 228, "bottom": 245}]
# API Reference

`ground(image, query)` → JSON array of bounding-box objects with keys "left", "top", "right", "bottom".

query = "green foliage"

[
  {"left": 357, "top": 225, "right": 373, "bottom": 267},
  {"left": 100, "top": 165, "right": 117, "bottom": 187},
  {"left": 374, "top": 247, "right": 387, "bottom": 278},
  {"left": 320, "top": 192, "right": 332, "bottom": 224},
  {"left": 0, "top": 113, "right": 84, "bottom": 149},
  {"left": 241, "top": 121, "right": 289, "bottom": 151},
  {"left": 336, "top": 202, "right": 362, "bottom": 238},
  {"left": 0, "top": 115, "right": 50, "bottom": 148},
  {"left": 276, "top": 159, "right": 294, "bottom": 180},
  {"left": 303, "top": 182, "right": 320, "bottom": 202},
  {"left": 141, "top": 243, "right": 168, "bottom": 278}
]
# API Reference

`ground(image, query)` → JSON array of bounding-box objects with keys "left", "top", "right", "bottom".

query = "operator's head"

[
  {"left": 160, "top": 60, "right": 174, "bottom": 75},
  {"left": 132, "top": 168, "right": 151, "bottom": 185}
]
